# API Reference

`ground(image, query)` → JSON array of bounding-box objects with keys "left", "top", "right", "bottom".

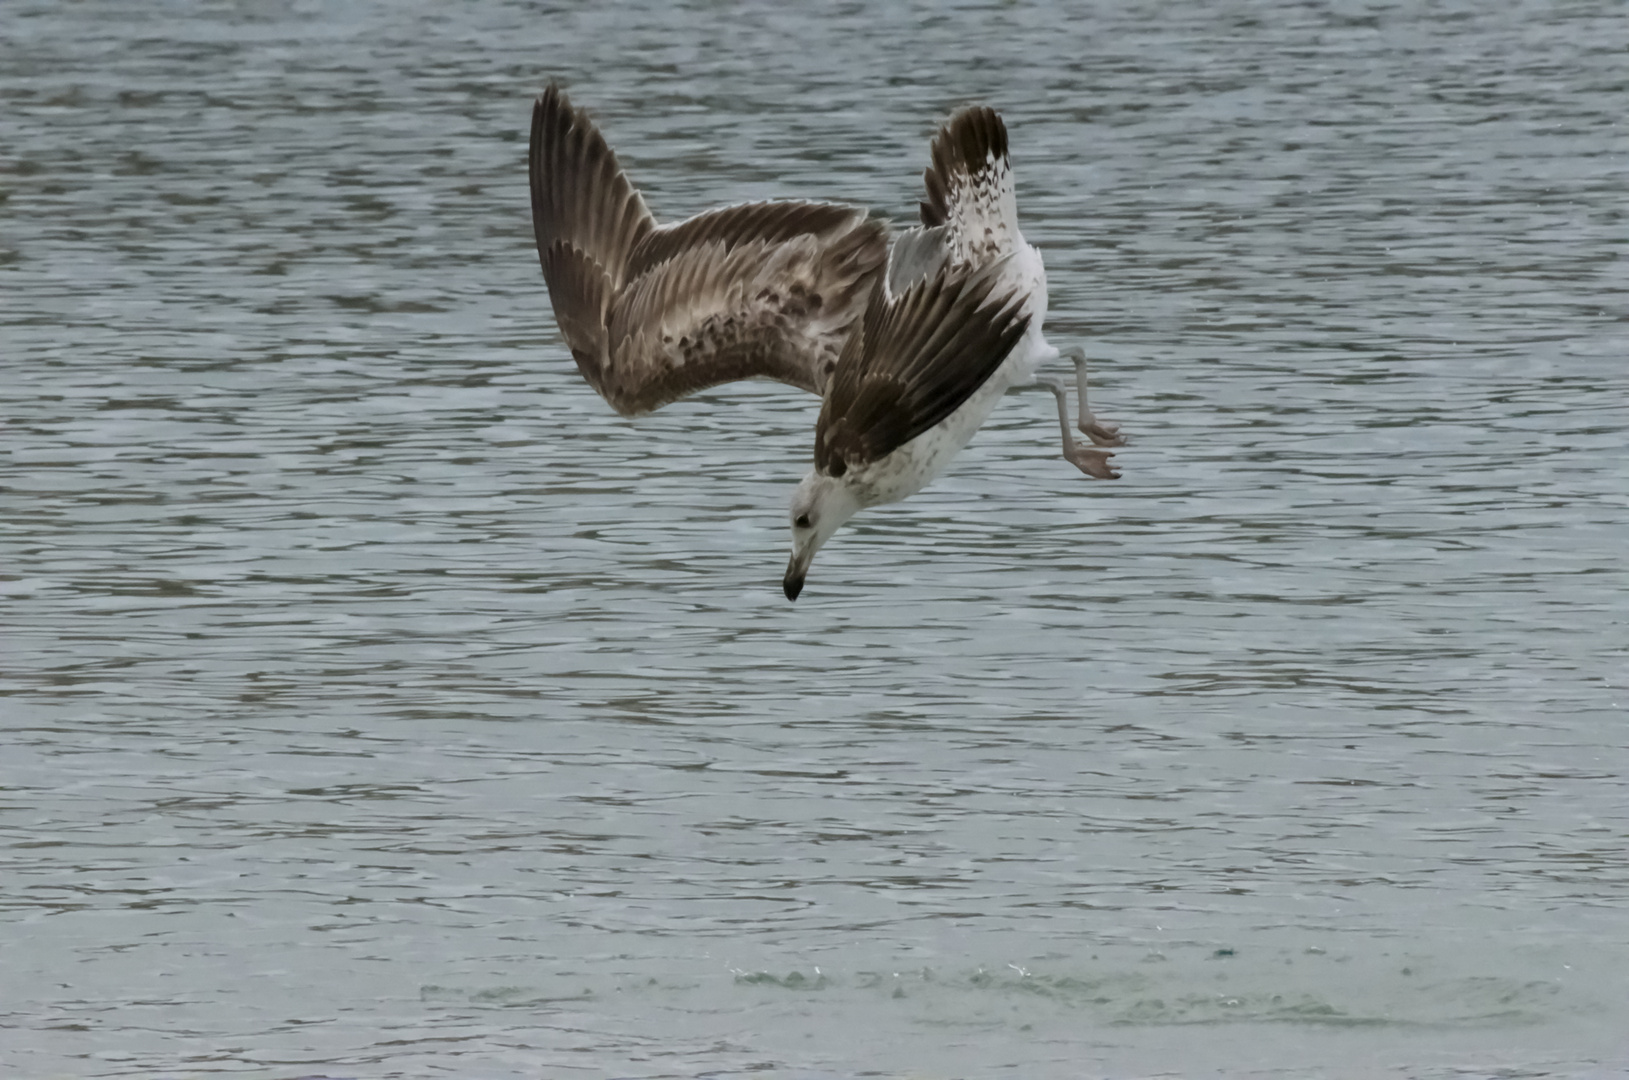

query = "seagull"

[
  {"left": 784, "top": 105, "right": 1125, "bottom": 599},
  {"left": 527, "top": 86, "right": 1124, "bottom": 602}
]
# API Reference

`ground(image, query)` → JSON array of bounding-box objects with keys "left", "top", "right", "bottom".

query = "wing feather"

[
  {"left": 605, "top": 212, "right": 882, "bottom": 411},
  {"left": 528, "top": 85, "right": 890, "bottom": 416},
  {"left": 815, "top": 258, "right": 1030, "bottom": 475},
  {"left": 529, "top": 85, "right": 658, "bottom": 393},
  {"left": 538, "top": 242, "right": 614, "bottom": 384},
  {"left": 883, "top": 225, "right": 952, "bottom": 301},
  {"left": 600, "top": 203, "right": 885, "bottom": 413},
  {"left": 627, "top": 201, "right": 867, "bottom": 282},
  {"left": 530, "top": 84, "right": 655, "bottom": 290}
]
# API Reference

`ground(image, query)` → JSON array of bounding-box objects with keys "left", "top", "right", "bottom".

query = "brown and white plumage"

[
  {"left": 526, "top": 87, "right": 1124, "bottom": 601},
  {"left": 919, "top": 104, "right": 1017, "bottom": 265},
  {"left": 528, "top": 84, "right": 888, "bottom": 415},
  {"left": 814, "top": 258, "right": 1030, "bottom": 482}
]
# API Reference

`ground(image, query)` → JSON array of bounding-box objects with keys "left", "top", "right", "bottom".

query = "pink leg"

[
  {"left": 1060, "top": 345, "right": 1126, "bottom": 448},
  {"left": 1033, "top": 375, "right": 1119, "bottom": 480}
]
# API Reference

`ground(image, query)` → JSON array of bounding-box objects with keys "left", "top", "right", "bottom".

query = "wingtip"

[{"left": 535, "top": 80, "right": 577, "bottom": 129}]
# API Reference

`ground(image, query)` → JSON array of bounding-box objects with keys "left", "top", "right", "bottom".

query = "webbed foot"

[
  {"left": 1081, "top": 417, "right": 1126, "bottom": 447},
  {"left": 1065, "top": 445, "right": 1120, "bottom": 480}
]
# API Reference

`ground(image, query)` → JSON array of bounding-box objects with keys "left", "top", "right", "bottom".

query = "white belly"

[{"left": 1004, "top": 240, "right": 1050, "bottom": 384}]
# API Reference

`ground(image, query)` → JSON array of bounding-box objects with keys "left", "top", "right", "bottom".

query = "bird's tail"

[{"left": 918, "top": 105, "right": 1019, "bottom": 263}]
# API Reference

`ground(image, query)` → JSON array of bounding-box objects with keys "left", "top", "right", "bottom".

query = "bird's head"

[{"left": 783, "top": 471, "right": 861, "bottom": 601}]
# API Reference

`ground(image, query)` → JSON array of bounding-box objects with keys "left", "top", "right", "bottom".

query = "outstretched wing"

[
  {"left": 601, "top": 202, "right": 887, "bottom": 413},
  {"left": 918, "top": 105, "right": 1018, "bottom": 265},
  {"left": 814, "top": 258, "right": 1030, "bottom": 476},
  {"left": 529, "top": 84, "right": 889, "bottom": 416}
]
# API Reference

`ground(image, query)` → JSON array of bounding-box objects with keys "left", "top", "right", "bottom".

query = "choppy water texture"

[{"left": 4, "top": 2, "right": 1628, "bottom": 1078}]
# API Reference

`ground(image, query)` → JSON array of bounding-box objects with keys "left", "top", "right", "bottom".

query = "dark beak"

[{"left": 784, "top": 547, "right": 814, "bottom": 602}]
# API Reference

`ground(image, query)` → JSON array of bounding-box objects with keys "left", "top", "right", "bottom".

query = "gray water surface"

[{"left": 4, "top": 2, "right": 1628, "bottom": 1078}]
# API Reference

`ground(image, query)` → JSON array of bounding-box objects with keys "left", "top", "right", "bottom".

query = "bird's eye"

[{"left": 795, "top": 514, "right": 812, "bottom": 529}]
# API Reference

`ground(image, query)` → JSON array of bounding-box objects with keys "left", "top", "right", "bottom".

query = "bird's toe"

[
  {"left": 1066, "top": 448, "right": 1120, "bottom": 480},
  {"left": 1080, "top": 418, "right": 1126, "bottom": 448}
]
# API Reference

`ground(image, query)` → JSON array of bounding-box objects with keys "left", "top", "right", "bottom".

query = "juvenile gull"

[
  {"left": 528, "top": 83, "right": 888, "bottom": 413},
  {"left": 526, "top": 88, "right": 1125, "bottom": 600},
  {"left": 783, "top": 106, "right": 1125, "bottom": 600}
]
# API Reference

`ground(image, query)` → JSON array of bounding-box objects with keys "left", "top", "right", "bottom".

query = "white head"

[{"left": 783, "top": 471, "right": 862, "bottom": 601}]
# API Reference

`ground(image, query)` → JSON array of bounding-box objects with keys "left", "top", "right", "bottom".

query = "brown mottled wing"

[
  {"left": 598, "top": 202, "right": 888, "bottom": 414},
  {"left": 529, "top": 84, "right": 657, "bottom": 389},
  {"left": 627, "top": 201, "right": 869, "bottom": 282},
  {"left": 919, "top": 105, "right": 1009, "bottom": 227},
  {"left": 814, "top": 259, "right": 1030, "bottom": 475}
]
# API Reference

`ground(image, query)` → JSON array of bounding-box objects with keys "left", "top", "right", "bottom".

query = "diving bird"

[{"left": 526, "top": 86, "right": 1124, "bottom": 602}]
